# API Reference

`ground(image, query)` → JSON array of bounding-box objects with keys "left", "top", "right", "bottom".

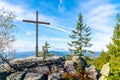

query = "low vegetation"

[
  {"left": 93, "top": 50, "right": 110, "bottom": 70},
  {"left": 62, "top": 65, "right": 89, "bottom": 80}
]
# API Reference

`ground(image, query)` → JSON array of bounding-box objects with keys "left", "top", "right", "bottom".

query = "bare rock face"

[
  {"left": 7, "top": 71, "right": 27, "bottom": 80},
  {"left": 99, "top": 62, "right": 110, "bottom": 80},
  {"left": 72, "top": 56, "right": 87, "bottom": 70},
  {"left": 64, "top": 60, "right": 77, "bottom": 74},
  {"left": 0, "top": 55, "right": 99, "bottom": 80},
  {"left": 0, "top": 64, "right": 15, "bottom": 80},
  {"left": 48, "top": 72, "right": 62, "bottom": 80},
  {"left": 0, "top": 56, "right": 66, "bottom": 80},
  {"left": 24, "top": 72, "right": 43, "bottom": 80},
  {"left": 0, "top": 58, "right": 3, "bottom": 64},
  {"left": 85, "top": 65, "right": 98, "bottom": 80},
  {"left": 72, "top": 56, "right": 98, "bottom": 80}
]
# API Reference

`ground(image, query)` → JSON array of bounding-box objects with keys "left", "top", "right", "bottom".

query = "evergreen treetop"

[
  {"left": 68, "top": 14, "right": 93, "bottom": 56},
  {"left": 107, "top": 14, "right": 120, "bottom": 79}
]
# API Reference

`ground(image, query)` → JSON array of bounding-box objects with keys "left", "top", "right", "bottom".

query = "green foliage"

[
  {"left": 42, "top": 46, "right": 46, "bottom": 59},
  {"left": 0, "top": 8, "right": 16, "bottom": 59},
  {"left": 43, "top": 42, "right": 50, "bottom": 54},
  {"left": 107, "top": 14, "right": 120, "bottom": 79},
  {"left": 68, "top": 14, "right": 93, "bottom": 56},
  {"left": 66, "top": 54, "right": 73, "bottom": 60},
  {"left": 108, "top": 75, "right": 120, "bottom": 80},
  {"left": 84, "top": 56, "right": 93, "bottom": 65},
  {"left": 93, "top": 50, "right": 110, "bottom": 70},
  {"left": 40, "top": 42, "right": 54, "bottom": 59}
]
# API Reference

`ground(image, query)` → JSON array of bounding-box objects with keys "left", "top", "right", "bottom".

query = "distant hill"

[{"left": 15, "top": 51, "right": 101, "bottom": 59}]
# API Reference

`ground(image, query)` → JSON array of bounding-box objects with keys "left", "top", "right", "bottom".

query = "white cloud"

[
  {"left": 39, "top": 36, "right": 70, "bottom": 42},
  {"left": 13, "top": 36, "right": 70, "bottom": 52},
  {"left": 79, "top": 0, "right": 118, "bottom": 51},
  {"left": 13, "top": 40, "right": 35, "bottom": 52},
  {"left": 58, "top": 0, "right": 64, "bottom": 12},
  {"left": 26, "top": 30, "right": 36, "bottom": 36},
  {"left": 0, "top": 1, "right": 26, "bottom": 18},
  {"left": 0, "top": 0, "right": 71, "bottom": 51},
  {"left": 85, "top": 4, "right": 117, "bottom": 32},
  {"left": 42, "top": 25, "right": 71, "bottom": 34},
  {"left": 0, "top": 1, "right": 58, "bottom": 23},
  {"left": 87, "top": 4, "right": 116, "bottom": 17},
  {"left": 90, "top": 32, "right": 112, "bottom": 51},
  {"left": 0, "top": 0, "right": 70, "bottom": 34}
]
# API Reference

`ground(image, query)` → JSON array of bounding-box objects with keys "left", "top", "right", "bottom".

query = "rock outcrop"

[
  {"left": 72, "top": 56, "right": 98, "bottom": 80},
  {"left": 64, "top": 60, "right": 77, "bottom": 74},
  {"left": 99, "top": 62, "right": 110, "bottom": 80},
  {"left": 85, "top": 65, "right": 98, "bottom": 80},
  {"left": 0, "top": 55, "right": 99, "bottom": 80},
  {"left": 72, "top": 56, "right": 87, "bottom": 69},
  {"left": 0, "top": 56, "right": 66, "bottom": 80}
]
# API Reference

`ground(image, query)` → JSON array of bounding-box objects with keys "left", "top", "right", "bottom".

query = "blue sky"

[{"left": 0, "top": 0, "right": 120, "bottom": 52}]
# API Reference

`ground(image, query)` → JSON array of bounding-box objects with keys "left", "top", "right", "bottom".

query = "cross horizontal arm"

[{"left": 23, "top": 20, "right": 50, "bottom": 25}]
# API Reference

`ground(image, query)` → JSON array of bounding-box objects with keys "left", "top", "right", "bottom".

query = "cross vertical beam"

[
  {"left": 36, "top": 11, "right": 38, "bottom": 57},
  {"left": 23, "top": 11, "right": 50, "bottom": 57}
]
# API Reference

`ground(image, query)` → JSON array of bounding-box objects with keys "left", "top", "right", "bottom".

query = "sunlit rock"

[
  {"left": 99, "top": 62, "right": 110, "bottom": 80},
  {"left": 85, "top": 65, "right": 98, "bottom": 80}
]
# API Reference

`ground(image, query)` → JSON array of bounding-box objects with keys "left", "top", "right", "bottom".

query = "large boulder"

[
  {"left": 25, "top": 73, "right": 48, "bottom": 80},
  {"left": 0, "top": 58, "right": 3, "bottom": 64},
  {"left": 48, "top": 72, "right": 62, "bottom": 80},
  {"left": 0, "top": 64, "right": 15, "bottom": 80},
  {"left": 99, "top": 62, "right": 110, "bottom": 80},
  {"left": 7, "top": 71, "right": 27, "bottom": 80},
  {"left": 72, "top": 56, "right": 87, "bottom": 69},
  {"left": 64, "top": 60, "right": 77, "bottom": 73},
  {"left": 85, "top": 65, "right": 98, "bottom": 80}
]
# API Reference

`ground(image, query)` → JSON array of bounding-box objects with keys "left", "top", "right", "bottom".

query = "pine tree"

[
  {"left": 44, "top": 42, "right": 50, "bottom": 54},
  {"left": 68, "top": 14, "right": 93, "bottom": 56},
  {"left": 41, "top": 42, "right": 51, "bottom": 59},
  {"left": 107, "top": 14, "right": 120, "bottom": 79}
]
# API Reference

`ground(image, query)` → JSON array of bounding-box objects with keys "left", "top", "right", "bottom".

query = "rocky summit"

[{"left": 0, "top": 56, "right": 99, "bottom": 80}]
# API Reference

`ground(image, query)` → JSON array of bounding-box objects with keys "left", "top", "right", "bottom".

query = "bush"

[
  {"left": 62, "top": 63, "right": 90, "bottom": 80},
  {"left": 93, "top": 50, "right": 110, "bottom": 70}
]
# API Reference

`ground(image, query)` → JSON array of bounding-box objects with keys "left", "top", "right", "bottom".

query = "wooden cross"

[{"left": 23, "top": 11, "right": 50, "bottom": 57}]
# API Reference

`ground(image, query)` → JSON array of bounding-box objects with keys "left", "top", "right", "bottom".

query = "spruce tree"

[
  {"left": 68, "top": 14, "right": 93, "bottom": 56},
  {"left": 107, "top": 14, "right": 120, "bottom": 79},
  {"left": 44, "top": 42, "right": 50, "bottom": 54},
  {"left": 41, "top": 42, "right": 51, "bottom": 59}
]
